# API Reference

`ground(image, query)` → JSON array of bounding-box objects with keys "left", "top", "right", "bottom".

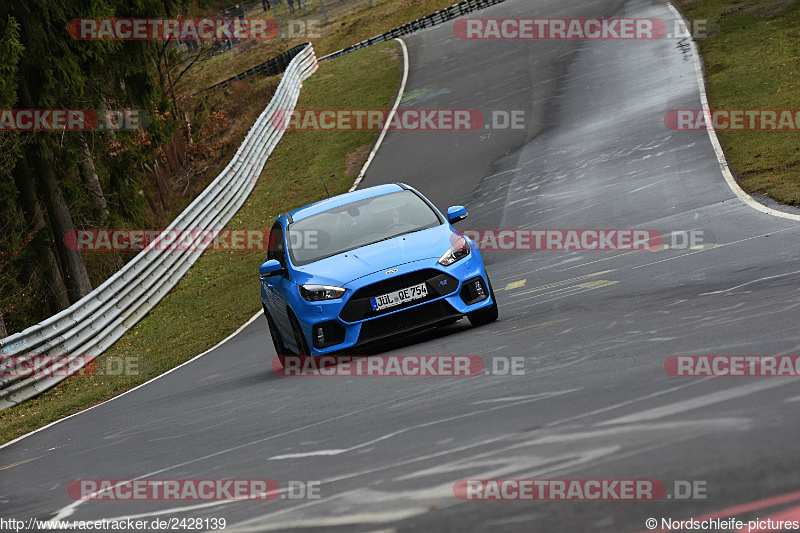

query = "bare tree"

[
  {"left": 12, "top": 156, "right": 71, "bottom": 311},
  {"left": 32, "top": 148, "right": 93, "bottom": 303}
]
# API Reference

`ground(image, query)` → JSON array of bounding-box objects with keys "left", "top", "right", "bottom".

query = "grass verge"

[
  {"left": 0, "top": 40, "right": 402, "bottom": 444},
  {"left": 181, "top": 0, "right": 458, "bottom": 97},
  {"left": 675, "top": 0, "right": 800, "bottom": 205},
  {"left": 79, "top": 1, "right": 459, "bottom": 302}
]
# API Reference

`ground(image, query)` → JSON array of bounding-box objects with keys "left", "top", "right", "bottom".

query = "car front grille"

[
  {"left": 357, "top": 300, "right": 460, "bottom": 343},
  {"left": 339, "top": 269, "right": 459, "bottom": 322}
]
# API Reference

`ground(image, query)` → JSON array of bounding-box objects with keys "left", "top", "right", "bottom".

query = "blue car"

[{"left": 259, "top": 183, "right": 498, "bottom": 367}]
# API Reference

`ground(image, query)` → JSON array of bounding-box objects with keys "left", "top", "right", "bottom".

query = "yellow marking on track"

[
  {"left": 511, "top": 270, "right": 617, "bottom": 297},
  {"left": 503, "top": 279, "right": 527, "bottom": 291},
  {"left": 513, "top": 280, "right": 619, "bottom": 306},
  {"left": 1, "top": 455, "right": 45, "bottom": 470}
]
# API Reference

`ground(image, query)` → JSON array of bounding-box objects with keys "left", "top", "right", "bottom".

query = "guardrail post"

[{"left": 0, "top": 44, "right": 319, "bottom": 410}]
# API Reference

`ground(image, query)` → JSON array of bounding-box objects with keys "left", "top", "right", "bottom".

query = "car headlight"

[
  {"left": 438, "top": 237, "right": 471, "bottom": 266},
  {"left": 299, "top": 284, "right": 346, "bottom": 301}
]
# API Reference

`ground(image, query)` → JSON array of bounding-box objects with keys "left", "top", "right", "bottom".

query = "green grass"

[
  {"left": 675, "top": 0, "right": 800, "bottom": 205},
  {"left": 180, "top": 0, "right": 459, "bottom": 99},
  {"left": 0, "top": 40, "right": 402, "bottom": 444}
]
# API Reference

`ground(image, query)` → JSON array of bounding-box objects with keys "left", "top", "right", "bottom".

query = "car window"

[{"left": 287, "top": 190, "right": 442, "bottom": 266}]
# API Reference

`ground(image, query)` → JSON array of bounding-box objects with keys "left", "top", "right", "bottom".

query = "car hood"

[{"left": 291, "top": 224, "right": 456, "bottom": 287}]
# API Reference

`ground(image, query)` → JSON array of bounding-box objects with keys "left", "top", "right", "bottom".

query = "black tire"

[
  {"left": 264, "top": 307, "right": 291, "bottom": 368},
  {"left": 467, "top": 275, "right": 498, "bottom": 327},
  {"left": 289, "top": 311, "right": 311, "bottom": 357}
]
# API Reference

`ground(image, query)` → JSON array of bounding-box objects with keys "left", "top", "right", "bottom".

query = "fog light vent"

[
  {"left": 315, "top": 327, "right": 325, "bottom": 346},
  {"left": 459, "top": 277, "right": 489, "bottom": 305}
]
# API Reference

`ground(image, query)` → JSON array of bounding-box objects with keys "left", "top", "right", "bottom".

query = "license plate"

[{"left": 371, "top": 283, "right": 428, "bottom": 311}]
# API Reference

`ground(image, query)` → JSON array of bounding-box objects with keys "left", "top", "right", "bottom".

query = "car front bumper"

[{"left": 294, "top": 257, "right": 494, "bottom": 356}]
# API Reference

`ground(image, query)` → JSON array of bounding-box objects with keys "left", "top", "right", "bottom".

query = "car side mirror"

[
  {"left": 447, "top": 206, "right": 468, "bottom": 224},
  {"left": 260, "top": 259, "right": 284, "bottom": 279}
]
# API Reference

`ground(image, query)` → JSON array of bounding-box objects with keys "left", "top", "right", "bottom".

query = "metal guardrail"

[
  {"left": 319, "top": 0, "right": 508, "bottom": 61},
  {"left": 196, "top": 43, "right": 311, "bottom": 95},
  {"left": 0, "top": 43, "right": 319, "bottom": 410},
  {"left": 200, "top": 0, "right": 506, "bottom": 92}
]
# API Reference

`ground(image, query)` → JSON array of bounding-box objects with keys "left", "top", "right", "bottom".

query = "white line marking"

[
  {"left": 62, "top": 393, "right": 578, "bottom": 523},
  {"left": 667, "top": 2, "right": 800, "bottom": 221},
  {"left": 697, "top": 269, "right": 800, "bottom": 295},
  {"left": 632, "top": 227, "right": 797, "bottom": 270},
  {"left": 0, "top": 312, "right": 263, "bottom": 451},
  {"left": 349, "top": 38, "right": 409, "bottom": 192},
  {"left": 597, "top": 379, "right": 792, "bottom": 426},
  {"left": 545, "top": 378, "right": 715, "bottom": 427},
  {"left": 4, "top": 33, "right": 409, "bottom": 463},
  {"left": 49, "top": 400, "right": 396, "bottom": 521},
  {"left": 472, "top": 394, "right": 554, "bottom": 404},
  {"left": 268, "top": 390, "right": 578, "bottom": 460},
  {"left": 269, "top": 449, "right": 348, "bottom": 459}
]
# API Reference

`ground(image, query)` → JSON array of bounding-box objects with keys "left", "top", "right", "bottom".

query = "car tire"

[
  {"left": 264, "top": 307, "right": 291, "bottom": 368},
  {"left": 289, "top": 311, "right": 311, "bottom": 357},
  {"left": 467, "top": 275, "right": 498, "bottom": 327}
]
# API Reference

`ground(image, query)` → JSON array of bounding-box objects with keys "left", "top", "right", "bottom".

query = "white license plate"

[{"left": 371, "top": 283, "right": 429, "bottom": 311}]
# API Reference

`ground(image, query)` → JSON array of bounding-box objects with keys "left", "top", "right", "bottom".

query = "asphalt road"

[{"left": 3, "top": 0, "right": 800, "bottom": 531}]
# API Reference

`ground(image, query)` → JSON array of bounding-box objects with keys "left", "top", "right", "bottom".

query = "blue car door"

[{"left": 264, "top": 222, "right": 293, "bottom": 343}]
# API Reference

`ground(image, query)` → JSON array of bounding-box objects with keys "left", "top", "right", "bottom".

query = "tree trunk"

[
  {"left": 0, "top": 313, "right": 7, "bottom": 338},
  {"left": 15, "top": 80, "right": 85, "bottom": 306},
  {"left": 78, "top": 134, "right": 109, "bottom": 222},
  {"left": 29, "top": 148, "right": 93, "bottom": 304},
  {"left": 12, "top": 156, "right": 71, "bottom": 312}
]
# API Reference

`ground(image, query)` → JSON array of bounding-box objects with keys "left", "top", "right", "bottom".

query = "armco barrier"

[
  {"left": 196, "top": 43, "right": 311, "bottom": 95},
  {"left": 199, "top": 0, "right": 507, "bottom": 92},
  {"left": 320, "top": 0, "right": 508, "bottom": 61},
  {"left": 0, "top": 43, "right": 318, "bottom": 410}
]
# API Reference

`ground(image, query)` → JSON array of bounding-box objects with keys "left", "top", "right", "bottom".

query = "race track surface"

[{"left": 3, "top": 0, "right": 800, "bottom": 531}]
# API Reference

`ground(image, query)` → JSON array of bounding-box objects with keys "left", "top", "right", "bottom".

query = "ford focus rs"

[{"left": 259, "top": 183, "right": 498, "bottom": 367}]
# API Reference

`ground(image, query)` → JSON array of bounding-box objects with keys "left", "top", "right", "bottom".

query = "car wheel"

[
  {"left": 467, "top": 275, "right": 498, "bottom": 327},
  {"left": 264, "top": 307, "right": 291, "bottom": 368},
  {"left": 289, "top": 311, "right": 311, "bottom": 357}
]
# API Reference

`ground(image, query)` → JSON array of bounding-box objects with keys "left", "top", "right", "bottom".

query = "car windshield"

[{"left": 287, "top": 190, "right": 442, "bottom": 266}]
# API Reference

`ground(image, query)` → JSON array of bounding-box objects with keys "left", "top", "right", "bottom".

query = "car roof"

[{"left": 287, "top": 183, "right": 408, "bottom": 222}]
